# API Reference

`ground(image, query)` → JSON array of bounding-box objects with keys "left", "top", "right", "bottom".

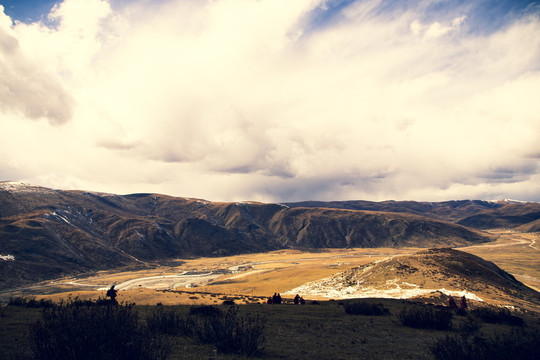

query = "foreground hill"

[
  {"left": 0, "top": 182, "right": 492, "bottom": 289},
  {"left": 285, "top": 248, "right": 540, "bottom": 311},
  {"left": 286, "top": 199, "right": 540, "bottom": 230}
]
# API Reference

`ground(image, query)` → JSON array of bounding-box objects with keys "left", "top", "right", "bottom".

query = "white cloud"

[
  {"left": 411, "top": 15, "right": 467, "bottom": 40},
  {"left": 0, "top": 8, "right": 74, "bottom": 125},
  {"left": 1, "top": 0, "right": 539, "bottom": 202}
]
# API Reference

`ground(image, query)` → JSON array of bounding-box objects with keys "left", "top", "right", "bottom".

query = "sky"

[{"left": 1, "top": 0, "right": 539, "bottom": 203}]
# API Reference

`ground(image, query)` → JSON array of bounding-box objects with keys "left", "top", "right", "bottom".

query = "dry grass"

[
  {"left": 2, "top": 299, "right": 538, "bottom": 360},
  {"left": 458, "top": 230, "right": 540, "bottom": 291},
  {"left": 3, "top": 230, "right": 538, "bottom": 308},
  {"left": 10, "top": 248, "right": 414, "bottom": 305}
]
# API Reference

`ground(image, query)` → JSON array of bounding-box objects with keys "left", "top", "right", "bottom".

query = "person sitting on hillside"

[
  {"left": 106, "top": 285, "right": 118, "bottom": 303},
  {"left": 276, "top": 293, "right": 282, "bottom": 304},
  {"left": 300, "top": 296, "right": 305, "bottom": 305},
  {"left": 267, "top": 296, "right": 273, "bottom": 304},
  {"left": 448, "top": 295, "right": 458, "bottom": 309},
  {"left": 294, "top": 294, "right": 300, "bottom": 304},
  {"left": 460, "top": 295, "right": 467, "bottom": 309}
]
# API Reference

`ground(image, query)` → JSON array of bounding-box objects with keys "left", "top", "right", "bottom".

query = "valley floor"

[{"left": 1, "top": 230, "right": 538, "bottom": 310}]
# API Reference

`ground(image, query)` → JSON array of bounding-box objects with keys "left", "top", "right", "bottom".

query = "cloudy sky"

[{"left": 1, "top": 0, "right": 539, "bottom": 202}]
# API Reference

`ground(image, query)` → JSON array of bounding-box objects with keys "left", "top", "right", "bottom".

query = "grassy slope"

[
  {"left": 1, "top": 300, "right": 539, "bottom": 360},
  {"left": 458, "top": 230, "right": 540, "bottom": 292}
]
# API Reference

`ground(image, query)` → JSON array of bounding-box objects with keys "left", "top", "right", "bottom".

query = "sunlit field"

[{"left": 2, "top": 230, "right": 538, "bottom": 307}]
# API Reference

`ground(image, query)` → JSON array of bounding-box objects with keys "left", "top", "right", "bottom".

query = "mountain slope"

[
  {"left": 286, "top": 199, "right": 540, "bottom": 231},
  {"left": 457, "top": 203, "right": 540, "bottom": 229},
  {"left": 1, "top": 182, "right": 491, "bottom": 289},
  {"left": 284, "top": 248, "right": 540, "bottom": 310}
]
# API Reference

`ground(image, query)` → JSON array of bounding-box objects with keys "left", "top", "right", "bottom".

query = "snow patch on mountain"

[{"left": 0, "top": 181, "right": 57, "bottom": 194}]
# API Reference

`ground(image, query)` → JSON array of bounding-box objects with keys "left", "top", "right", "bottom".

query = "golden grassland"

[
  {"left": 28, "top": 248, "right": 418, "bottom": 305},
  {"left": 458, "top": 229, "right": 540, "bottom": 292},
  {"left": 3, "top": 230, "right": 538, "bottom": 307}
]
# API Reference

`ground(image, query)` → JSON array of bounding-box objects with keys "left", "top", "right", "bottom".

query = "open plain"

[
  {"left": 2, "top": 229, "right": 538, "bottom": 309},
  {"left": 1, "top": 229, "right": 539, "bottom": 360}
]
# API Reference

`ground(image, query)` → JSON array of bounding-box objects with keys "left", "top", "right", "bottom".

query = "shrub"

[
  {"left": 458, "top": 317, "right": 479, "bottom": 334},
  {"left": 30, "top": 301, "right": 170, "bottom": 360},
  {"left": 471, "top": 307, "right": 524, "bottom": 326},
  {"left": 191, "top": 306, "right": 265, "bottom": 356},
  {"left": 147, "top": 305, "right": 265, "bottom": 356},
  {"left": 68, "top": 297, "right": 116, "bottom": 307},
  {"left": 397, "top": 306, "right": 452, "bottom": 330},
  {"left": 8, "top": 297, "right": 54, "bottom": 308},
  {"left": 189, "top": 305, "right": 222, "bottom": 317},
  {"left": 431, "top": 329, "right": 539, "bottom": 360},
  {"left": 344, "top": 302, "right": 389, "bottom": 316},
  {"left": 8, "top": 297, "right": 27, "bottom": 307},
  {"left": 147, "top": 307, "right": 191, "bottom": 337}
]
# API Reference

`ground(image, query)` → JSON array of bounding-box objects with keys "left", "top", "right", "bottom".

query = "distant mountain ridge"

[
  {"left": 285, "top": 199, "right": 540, "bottom": 230},
  {"left": 0, "top": 182, "right": 523, "bottom": 290}
]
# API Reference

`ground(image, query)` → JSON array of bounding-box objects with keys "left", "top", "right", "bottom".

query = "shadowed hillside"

[
  {"left": 0, "top": 182, "right": 492, "bottom": 289},
  {"left": 457, "top": 203, "right": 540, "bottom": 230},
  {"left": 286, "top": 199, "right": 540, "bottom": 231}
]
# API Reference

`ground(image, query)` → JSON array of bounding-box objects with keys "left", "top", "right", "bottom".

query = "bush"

[
  {"left": 189, "top": 305, "right": 222, "bottom": 317},
  {"left": 8, "top": 297, "right": 54, "bottom": 308},
  {"left": 66, "top": 297, "right": 116, "bottom": 307},
  {"left": 397, "top": 306, "right": 453, "bottom": 330},
  {"left": 146, "top": 307, "right": 191, "bottom": 337},
  {"left": 458, "top": 317, "right": 479, "bottom": 334},
  {"left": 431, "top": 329, "right": 539, "bottom": 360},
  {"left": 471, "top": 307, "right": 524, "bottom": 326},
  {"left": 8, "top": 297, "right": 27, "bottom": 307},
  {"left": 30, "top": 301, "right": 170, "bottom": 360},
  {"left": 192, "top": 306, "right": 265, "bottom": 356},
  {"left": 147, "top": 305, "right": 265, "bottom": 356},
  {"left": 344, "top": 302, "right": 389, "bottom": 316}
]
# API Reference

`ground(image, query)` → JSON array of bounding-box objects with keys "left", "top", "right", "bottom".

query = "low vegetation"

[
  {"left": 343, "top": 301, "right": 390, "bottom": 316},
  {"left": 8, "top": 297, "right": 54, "bottom": 308},
  {"left": 431, "top": 329, "right": 539, "bottom": 360},
  {"left": 397, "top": 306, "right": 453, "bottom": 330},
  {"left": 470, "top": 307, "right": 524, "bottom": 326},
  {"left": 147, "top": 304, "right": 265, "bottom": 356},
  {"left": 146, "top": 305, "right": 190, "bottom": 336},
  {"left": 1, "top": 298, "right": 538, "bottom": 360},
  {"left": 29, "top": 300, "right": 169, "bottom": 360}
]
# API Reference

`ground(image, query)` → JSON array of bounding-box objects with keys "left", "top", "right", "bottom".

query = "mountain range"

[
  {"left": 285, "top": 199, "right": 540, "bottom": 230},
  {"left": 2, "top": 182, "right": 539, "bottom": 290}
]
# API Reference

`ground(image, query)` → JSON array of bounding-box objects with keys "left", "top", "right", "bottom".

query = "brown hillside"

[
  {"left": 1, "top": 182, "right": 492, "bottom": 290},
  {"left": 287, "top": 199, "right": 540, "bottom": 231},
  {"left": 285, "top": 248, "right": 540, "bottom": 311}
]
